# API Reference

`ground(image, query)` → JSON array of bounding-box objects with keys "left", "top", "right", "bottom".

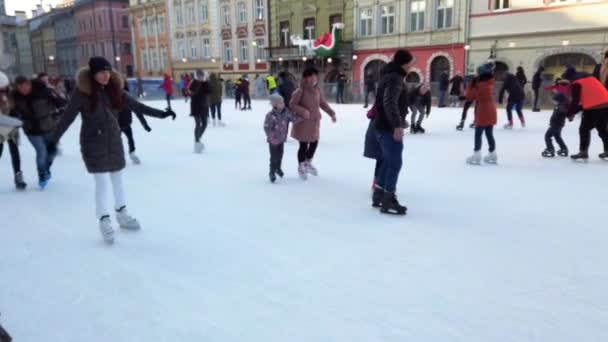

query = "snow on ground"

[{"left": 1, "top": 99, "right": 608, "bottom": 342}]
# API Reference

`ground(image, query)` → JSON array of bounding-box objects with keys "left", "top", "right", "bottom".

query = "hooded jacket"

[
  {"left": 373, "top": 62, "right": 408, "bottom": 133},
  {"left": 499, "top": 73, "right": 526, "bottom": 104},
  {"left": 532, "top": 67, "right": 545, "bottom": 90},
  {"left": 466, "top": 74, "right": 497, "bottom": 127},
  {"left": 50, "top": 68, "right": 169, "bottom": 173},
  {"left": 189, "top": 78, "right": 211, "bottom": 116},
  {"left": 408, "top": 85, "right": 431, "bottom": 114},
  {"left": 209, "top": 74, "right": 223, "bottom": 105},
  {"left": 278, "top": 77, "right": 296, "bottom": 108},
  {"left": 289, "top": 81, "right": 335, "bottom": 142},
  {"left": 11, "top": 79, "right": 67, "bottom": 135}
]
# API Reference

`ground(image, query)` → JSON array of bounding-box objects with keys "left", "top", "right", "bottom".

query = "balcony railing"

[{"left": 266, "top": 41, "right": 353, "bottom": 61}]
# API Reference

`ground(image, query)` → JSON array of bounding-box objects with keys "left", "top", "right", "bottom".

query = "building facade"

[
  {"left": 268, "top": 0, "right": 354, "bottom": 82},
  {"left": 468, "top": 0, "right": 608, "bottom": 83},
  {"left": 15, "top": 21, "right": 33, "bottom": 76},
  {"left": 54, "top": 3, "right": 79, "bottom": 79},
  {"left": 129, "top": 0, "right": 171, "bottom": 77},
  {"left": 352, "top": 0, "right": 468, "bottom": 88},
  {"left": 0, "top": 11, "right": 17, "bottom": 76},
  {"left": 74, "top": 0, "right": 134, "bottom": 76},
  {"left": 218, "top": 0, "right": 269, "bottom": 79},
  {"left": 167, "top": 0, "right": 221, "bottom": 79}
]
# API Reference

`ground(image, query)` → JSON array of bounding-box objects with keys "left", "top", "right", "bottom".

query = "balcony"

[{"left": 267, "top": 41, "right": 353, "bottom": 61}]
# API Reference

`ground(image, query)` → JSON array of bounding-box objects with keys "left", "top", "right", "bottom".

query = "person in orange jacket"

[
  {"left": 465, "top": 62, "right": 498, "bottom": 165},
  {"left": 562, "top": 66, "right": 608, "bottom": 162}
]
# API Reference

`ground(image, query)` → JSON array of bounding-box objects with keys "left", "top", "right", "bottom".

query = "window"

[
  {"left": 224, "top": 42, "right": 232, "bottom": 62},
  {"left": 255, "top": 38, "right": 265, "bottom": 59},
  {"left": 151, "top": 49, "right": 158, "bottom": 70},
  {"left": 158, "top": 16, "right": 165, "bottom": 34},
  {"left": 148, "top": 17, "right": 156, "bottom": 35},
  {"left": 202, "top": 38, "right": 211, "bottom": 58},
  {"left": 177, "top": 40, "right": 186, "bottom": 59},
  {"left": 176, "top": 8, "right": 184, "bottom": 26},
  {"left": 436, "top": 0, "right": 453, "bottom": 29},
  {"left": 122, "top": 16, "right": 129, "bottom": 28},
  {"left": 239, "top": 40, "right": 248, "bottom": 61},
  {"left": 359, "top": 8, "right": 373, "bottom": 37},
  {"left": 91, "top": 43, "right": 96, "bottom": 55},
  {"left": 255, "top": 0, "right": 264, "bottom": 20},
  {"left": 222, "top": 5, "right": 231, "bottom": 26},
  {"left": 187, "top": 3, "right": 195, "bottom": 25},
  {"left": 89, "top": 17, "right": 93, "bottom": 30},
  {"left": 380, "top": 5, "right": 395, "bottom": 35},
  {"left": 123, "top": 43, "right": 132, "bottom": 55},
  {"left": 190, "top": 38, "right": 198, "bottom": 58},
  {"left": 494, "top": 0, "right": 509, "bottom": 10},
  {"left": 329, "top": 14, "right": 342, "bottom": 40},
  {"left": 303, "top": 18, "right": 315, "bottom": 40},
  {"left": 81, "top": 45, "right": 85, "bottom": 57},
  {"left": 2, "top": 32, "right": 11, "bottom": 53},
  {"left": 200, "top": 0, "right": 209, "bottom": 23},
  {"left": 98, "top": 16, "right": 103, "bottom": 29},
  {"left": 142, "top": 50, "right": 148, "bottom": 70},
  {"left": 140, "top": 19, "right": 147, "bottom": 37},
  {"left": 238, "top": 3, "right": 247, "bottom": 23},
  {"left": 161, "top": 47, "right": 168, "bottom": 69},
  {"left": 100, "top": 42, "right": 105, "bottom": 56},
  {"left": 280, "top": 21, "right": 290, "bottom": 47},
  {"left": 410, "top": 0, "right": 425, "bottom": 32}
]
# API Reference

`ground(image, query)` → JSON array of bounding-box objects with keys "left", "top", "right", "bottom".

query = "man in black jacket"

[
  {"left": 277, "top": 72, "right": 296, "bottom": 108},
  {"left": 372, "top": 49, "right": 413, "bottom": 215},
  {"left": 438, "top": 70, "right": 450, "bottom": 107},
  {"left": 499, "top": 72, "right": 526, "bottom": 129},
  {"left": 408, "top": 84, "right": 432, "bottom": 134},
  {"left": 532, "top": 66, "right": 545, "bottom": 112}
]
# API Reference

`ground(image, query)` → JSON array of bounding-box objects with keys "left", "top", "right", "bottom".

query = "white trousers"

[{"left": 94, "top": 171, "right": 126, "bottom": 219}]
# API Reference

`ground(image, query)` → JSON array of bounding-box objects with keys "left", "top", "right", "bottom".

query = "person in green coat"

[{"left": 209, "top": 73, "right": 224, "bottom": 127}]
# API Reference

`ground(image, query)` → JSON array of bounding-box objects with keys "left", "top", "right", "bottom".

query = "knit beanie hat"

[
  {"left": 477, "top": 62, "right": 494, "bottom": 76},
  {"left": 393, "top": 49, "right": 414, "bottom": 66},
  {"left": 196, "top": 69, "right": 204, "bottom": 79},
  {"left": 269, "top": 93, "right": 284, "bottom": 105},
  {"left": 561, "top": 65, "right": 578, "bottom": 82},
  {"left": 88, "top": 56, "right": 112, "bottom": 75}
]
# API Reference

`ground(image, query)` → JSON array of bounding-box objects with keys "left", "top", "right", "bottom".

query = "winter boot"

[
  {"left": 571, "top": 151, "right": 589, "bottom": 162},
  {"left": 269, "top": 171, "right": 277, "bottom": 183},
  {"left": 14, "top": 171, "right": 27, "bottom": 190},
  {"left": 483, "top": 151, "right": 498, "bottom": 164},
  {"left": 129, "top": 152, "right": 141, "bottom": 165},
  {"left": 298, "top": 163, "right": 308, "bottom": 180},
  {"left": 380, "top": 192, "right": 407, "bottom": 216},
  {"left": 194, "top": 142, "right": 205, "bottom": 154},
  {"left": 456, "top": 121, "right": 464, "bottom": 131},
  {"left": 503, "top": 121, "right": 514, "bottom": 130},
  {"left": 410, "top": 124, "right": 417, "bottom": 134},
  {"left": 557, "top": 148, "right": 569, "bottom": 157},
  {"left": 372, "top": 186, "right": 384, "bottom": 208},
  {"left": 99, "top": 216, "right": 115, "bottom": 245},
  {"left": 417, "top": 125, "right": 426, "bottom": 134},
  {"left": 533, "top": 108, "right": 541, "bottom": 112},
  {"left": 520, "top": 118, "right": 526, "bottom": 128},
  {"left": 218, "top": 121, "right": 226, "bottom": 127},
  {"left": 116, "top": 206, "right": 141, "bottom": 230},
  {"left": 466, "top": 151, "right": 482, "bottom": 165},
  {"left": 276, "top": 169, "right": 284, "bottom": 178},
  {"left": 38, "top": 171, "right": 50, "bottom": 189},
  {"left": 469, "top": 123, "right": 476, "bottom": 129},
  {"left": 542, "top": 148, "right": 556, "bottom": 158},
  {"left": 306, "top": 160, "right": 318, "bottom": 176},
  {"left": 599, "top": 152, "right": 608, "bottom": 160},
  {"left": 212, "top": 119, "right": 217, "bottom": 127}
]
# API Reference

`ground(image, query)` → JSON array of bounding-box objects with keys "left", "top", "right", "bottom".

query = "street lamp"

[
  {"left": 115, "top": 56, "right": 121, "bottom": 62},
  {"left": 464, "top": 45, "right": 471, "bottom": 51},
  {"left": 352, "top": 54, "right": 358, "bottom": 61},
  {"left": 182, "top": 58, "right": 188, "bottom": 63},
  {"left": 302, "top": 56, "right": 307, "bottom": 62},
  {"left": 211, "top": 58, "right": 216, "bottom": 63},
  {"left": 233, "top": 57, "right": 239, "bottom": 63},
  {"left": 48, "top": 55, "right": 55, "bottom": 62},
  {"left": 278, "top": 57, "right": 283, "bottom": 62},
  {"left": 327, "top": 57, "right": 333, "bottom": 63},
  {"left": 508, "top": 42, "right": 516, "bottom": 48},
  {"left": 251, "top": 41, "right": 257, "bottom": 46},
  {"left": 256, "top": 59, "right": 261, "bottom": 63},
  {"left": 562, "top": 40, "right": 570, "bottom": 46}
]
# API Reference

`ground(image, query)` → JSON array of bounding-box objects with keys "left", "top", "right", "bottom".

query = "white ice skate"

[
  {"left": 298, "top": 163, "right": 308, "bottom": 180},
  {"left": 194, "top": 142, "right": 205, "bottom": 154},
  {"left": 466, "top": 151, "right": 482, "bottom": 165},
  {"left": 129, "top": 152, "right": 141, "bottom": 165},
  {"left": 218, "top": 121, "right": 226, "bottom": 127},
  {"left": 306, "top": 160, "right": 318, "bottom": 176},
  {"left": 116, "top": 206, "right": 141, "bottom": 231},
  {"left": 503, "top": 123, "right": 513, "bottom": 130},
  {"left": 212, "top": 119, "right": 217, "bottom": 127},
  {"left": 99, "top": 216, "right": 115, "bottom": 245},
  {"left": 483, "top": 151, "right": 498, "bottom": 165}
]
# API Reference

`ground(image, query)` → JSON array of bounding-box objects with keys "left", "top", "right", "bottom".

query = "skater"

[
  {"left": 372, "top": 49, "right": 413, "bottom": 215},
  {"left": 456, "top": 74, "right": 475, "bottom": 131},
  {"left": 363, "top": 72, "right": 376, "bottom": 108},
  {"left": 466, "top": 62, "right": 498, "bottom": 165},
  {"left": 11, "top": 75, "right": 67, "bottom": 188},
  {"left": 516, "top": 66, "right": 528, "bottom": 88},
  {"left": 263, "top": 93, "right": 302, "bottom": 183},
  {"left": 277, "top": 71, "right": 296, "bottom": 108},
  {"left": 266, "top": 73, "right": 278, "bottom": 94},
  {"left": 532, "top": 66, "right": 545, "bottom": 112},
  {"left": 363, "top": 103, "right": 383, "bottom": 208},
  {"left": 189, "top": 70, "right": 211, "bottom": 153},
  {"left": 595, "top": 50, "right": 608, "bottom": 89},
  {"left": 47, "top": 56, "right": 176, "bottom": 244},
  {"left": 160, "top": 73, "right": 173, "bottom": 109},
  {"left": 438, "top": 70, "right": 449, "bottom": 107},
  {"left": 499, "top": 72, "right": 526, "bottom": 129},
  {"left": 255, "top": 74, "right": 266, "bottom": 98},
  {"left": 289, "top": 67, "right": 337, "bottom": 180},
  {"left": 336, "top": 71, "right": 347, "bottom": 104},
  {"left": 562, "top": 66, "right": 608, "bottom": 162},
  {"left": 120, "top": 80, "right": 152, "bottom": 165},
  {"left": 542, "top": 79, "right": 570, "bottom": 158},
  {"left": 408, "top": 83, "right": 431, "bottom": 134},
  {"left": 209, "top": 72, "right": 224, "bottom": 127},
  {"left": 234, "top": 78, "right": 242, "bottom": 110},
  {"left": 241, "top": 75, "right": 252, "bottom": 110},
  {"left": 448, "top": 72, "right": 464, "bottom": 107},
  {"left": 136, "top": 76, "right": 145, "bottom": 98},
  {"left": 0, "top": 72, "right": 27, "bottom": 190}
]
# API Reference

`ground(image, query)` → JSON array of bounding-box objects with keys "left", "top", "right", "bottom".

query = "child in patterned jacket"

[{"left": 264, "top": 93, "right": 301, "bottom": 183}]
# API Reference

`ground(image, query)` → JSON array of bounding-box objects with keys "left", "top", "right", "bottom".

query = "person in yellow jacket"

[{"left": 266, "top": 74, "right": 277, "bottom": 94}]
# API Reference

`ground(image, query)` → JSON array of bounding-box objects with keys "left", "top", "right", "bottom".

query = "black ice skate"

[
  {"left": 557, "top": 149, "right": 569, "bottom": 157},
  {"left": 269, "top": 171, "right": 277, "bottom": 183},
  {"left": 541, "top": 149, "right": 555, "bottom": 158},
  {"left": 380, "top": 192, "right": 407, "bottom": 216},
  {"left": 410, "top": 125, "right": 417, "bottom": 134},
  {"left": 599, "top": 152, "right": 608, "bottom": 160},
  {"left": 417, "top": 125, "right": 426, "bottom": 134},
  {"left": 571, "top": 151, "right": 589, "bottom": 162},
  {"left": 372, "top": 186, "right": 384, "bottom": 208},
  {"left": 456, "top": 121, "right": 464, "bottom": 131},
  {"left": 14, "top": 171, "right": 27, "bottom": 190},
  {"left": 276, "top": 169, "right": 284, "bottom": 178}
]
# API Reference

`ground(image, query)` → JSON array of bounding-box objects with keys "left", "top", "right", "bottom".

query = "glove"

[
  {"left": 144, "top": 124, "right": 152, "bottom": 132},
  {"left": 164, "top": 108, "right": 176, "bottom": 120},
  {"left": 47, "top": 141, "right": 57, "bottom": 156}
]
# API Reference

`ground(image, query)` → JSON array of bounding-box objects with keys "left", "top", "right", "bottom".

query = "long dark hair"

[{"left": 89, "top": 73, "right": 123, "bottom": 112}]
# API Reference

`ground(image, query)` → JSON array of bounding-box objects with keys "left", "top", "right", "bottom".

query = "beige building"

[
  {"left": 129, "top": 0, "right": 171, "bottom": 77},
  {"left": 468, "top": 0, "right": 608, "bottom": 82},
  {"left": 167, "top": 0, "right": 222, "bottom": 79}
]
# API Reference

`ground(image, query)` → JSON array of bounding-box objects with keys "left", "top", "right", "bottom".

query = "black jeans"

[
  {"left": 235, "top": 93, "right": 242, "bottom": 109},
  {"left": 579, "top": 108, "right": 608, "bottom": 152},
  {"left": 121, "top": 126, "right": 136, "bottom": 153},
  {"left": 269, "top": 143, "right": 284, "bottom": 172},
  {"left": 375, "top": 131, "right": 403, "bottom": 193},
  {"left": 474, "top": 126, "right": 496, "bottom": 152},
  {"left": 461, "top": 101, "right": 473, "bottom": 121},
  {"left": 166, "top": 94, "right": 172, "bottom": 109},
  {"left": 545, "top": 125, "right": 567, "bottom": 151},
  {"left": 506, "top": 101, "right": 525, "bottom": 122},
  {"left": 194, "top": 113, "right": 208, "bottom": 142},
  {"left": 533, "top": 88, "right": 540, "bottom": 109},
  {"left": 297, "top": 141, "right": 318, "bottom": 163},
  {"left": 210, "top": 102, "right": 222, "bottom": 120},
  {"left": 243, "top": 94, "right": 251, "bottom": 109},
  {"left": 336, "top": 86, "right": 345, "bottom": 104},
  {"left": 0, "top": 140, "right": 21, "bottom": 173}
]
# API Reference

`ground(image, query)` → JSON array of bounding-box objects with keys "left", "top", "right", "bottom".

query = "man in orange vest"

[{"left": 563, "top": 66, "right": 608, "bottom": 162}]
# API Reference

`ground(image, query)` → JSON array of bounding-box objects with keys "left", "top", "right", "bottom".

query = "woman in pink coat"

[
  {"left": 289, "top": 68, "right": 337, "bottom": 180},
  {"left": 160, "top": 73, "right": 174, "bottom": 109}
]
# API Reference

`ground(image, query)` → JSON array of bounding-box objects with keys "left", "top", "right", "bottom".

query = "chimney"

[{"left": 15, "top": 11, "right": 27, "bottom": 23}]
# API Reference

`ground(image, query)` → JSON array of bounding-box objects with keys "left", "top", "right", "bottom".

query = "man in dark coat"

[
  {"left": 189, "top": 70, "right": 211, "bottom": 153},
  {"left": 277, "top": 72, "right": 296, "bottom": 109},
  {"left": 336, "top": 71, "right": 347, "bottom": 104},
  {"left": 448, "top": 72, "right": 464, "bottom": 107},
  {"left": 363, "top": 73, "right": 376, "bottom": 108},
  {"left": 516, "top": 66, "right": 528, "bottom": 88},
  {"left": 498, "top": 72, "right": 526, "bottom": 129},
  {"left": 438, "top": 70, "right": 450, "bottom": 107},
  {"left": 119, "top": 81, "right": 151, "bottom": 164},
  {"left": 408, "top": 84, "right": 432, "bottom": 133},
  {"left": 532, "top": 66, "right": 545, "bottom": 112},
  {"left": 372, "top": 49, "right": 413, "bottom": 215}
]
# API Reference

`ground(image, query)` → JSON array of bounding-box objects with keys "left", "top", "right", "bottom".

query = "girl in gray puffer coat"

[{"left": 48, "top": 57, "right": 176, "bottom": 244}]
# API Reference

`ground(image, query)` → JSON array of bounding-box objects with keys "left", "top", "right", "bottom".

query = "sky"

[{"left": 5, "top": 0, "right": 60, "bottom": 16}]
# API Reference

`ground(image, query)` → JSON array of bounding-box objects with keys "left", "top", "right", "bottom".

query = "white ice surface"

[{"left": 1, "top": 100, "right": 607, "bottom": 342}]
